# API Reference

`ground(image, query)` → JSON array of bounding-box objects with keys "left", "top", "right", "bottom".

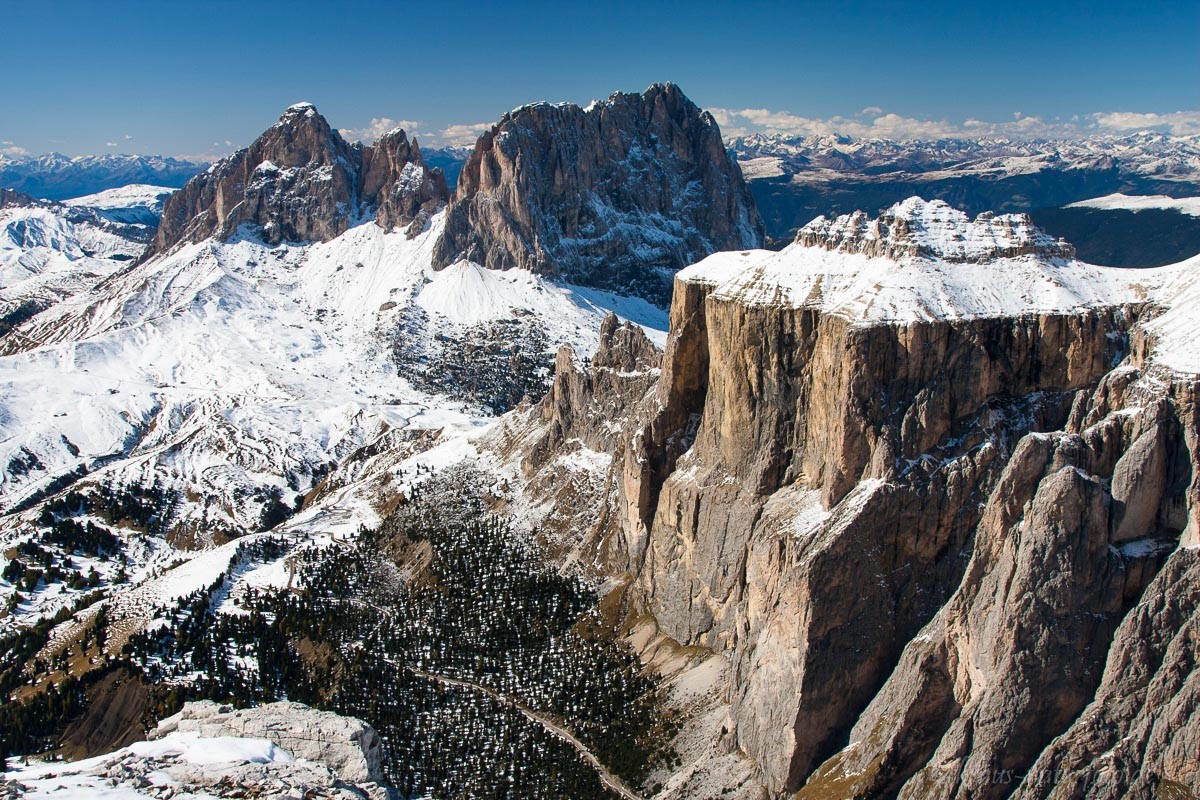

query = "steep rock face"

[
  {"left": 494, "top": 202, "right": 1200, "bottom": 798},
  {"left": 361, "top": 129, "right": 449, "bottom": 234},
  {"left": 432, "top": 83, "right": 763, "bottom": 302},
  {"left": 147, "top": 103, "right": 447, "bottom": 258},
  {"left": 626, "top": 281, "right": 1134, "bottom": 791},
  {"left": 800, "top": 371, "right": 1195, "bottom": 800},
  {"left": 483, "top": 313, "right": 663, "bottom": 556},
  {"left": 1013, "top": 546, "right": 1200, "bottom": 800}
]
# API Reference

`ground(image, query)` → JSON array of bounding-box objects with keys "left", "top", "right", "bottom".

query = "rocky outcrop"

[
  {"left": 146, "top": 103, "right": 447, "bottom": 258},
  {"left": 361, "top": 128, "right": 448, "bottom": 235},
  {"left": 2, "top": 701, "right": 395, "bottom": 800},
  {"left": 1013, "top": 545, "right": 1200, "bottom": 800},
  {"left": 797, "top": 372, "right": 1195, "bottom": 800},
  {"left": 483, "top": 313, "right": 663, "bottom": 557},
  {"left": 152, "top": 699, "right": 386, "bottom": 784},
  {"left": 432, "top": 83, "right": 763, "bottom": 302},
  {"left": 0, "top": 188, "right": 35, "bottom": 208},
  {"left": 797, "top": 197, "right": 1076, "bottom": 262}
]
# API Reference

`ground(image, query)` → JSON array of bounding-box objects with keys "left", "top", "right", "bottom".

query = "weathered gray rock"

[
  {"left": 4, "top": 700, "right": 395, "bottom": 800},
  {"left": 432, "top": 83, "right": 763, "bottom": 302},
  {"left": 146, "top": 103, "right": 447, "bottom": 258},
  {"left": 151, "top": 699, "right": 385, "bottom": 785},
  {"left": 1012, "top": 546, "right": 1200, "bottom": 800}
]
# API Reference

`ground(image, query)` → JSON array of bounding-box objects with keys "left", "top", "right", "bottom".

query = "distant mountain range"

[
  {"left": 0, "top": 152, "right": 204, "bottom": 200},
  {"left": 726, "top": 131, "right": 1200, "bottom": 257}
]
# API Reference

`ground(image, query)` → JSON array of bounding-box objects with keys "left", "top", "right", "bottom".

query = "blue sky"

[{"left": 1, "top": 0, "right": 1196, "bottom": 159}]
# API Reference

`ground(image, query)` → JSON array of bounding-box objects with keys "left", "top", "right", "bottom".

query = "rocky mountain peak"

[
  {"left": 432, "top": 82, "right": 763, "bottom": 303},
  {"left": 797, "top": 196, "right": 1076, "bottom": 262},
  {"left": 145, "top": 104, "right": 448, "bottom": 258},
  {"left": 0, "top": 187, "right": 36, "bottom": 208}
]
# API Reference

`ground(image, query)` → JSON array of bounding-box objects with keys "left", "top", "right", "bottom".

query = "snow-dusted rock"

[
  {"left": 147, "top": 103, "right": 447, "bottom": 259},
  {"left": 151, "top": 700, "right": 385, "bottom": 784},
  {"left": 2, "top": 701, "right": 394, "bottom": 800},
  {"left": 796, "top": 197, "right": 1074, "bottom": 262}
]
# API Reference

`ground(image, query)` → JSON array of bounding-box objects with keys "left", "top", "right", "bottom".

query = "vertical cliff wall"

[{"left": 491, "top": 201, "right": 1199, "bottom": 798}]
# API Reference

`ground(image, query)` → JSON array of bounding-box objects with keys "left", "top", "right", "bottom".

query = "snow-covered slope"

[
  {"left": 0, "top": 205, "right": 668, "bottom": 630},
  {"left": 1066, "top": 192, "right": 1200, "bottom": 217},
  {"left": 0, "top": 193, "right": 161, "bottom": 337},
  {"left": 62, "top": 183, "right": 174, "bottom": 226}
]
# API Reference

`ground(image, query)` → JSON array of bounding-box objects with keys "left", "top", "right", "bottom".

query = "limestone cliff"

[
  {"left": 489, "top": 200, "right": 1199, "bottom": 799},
  {"left": 432, "top": 83, "right": 764, "bottom": 303}
]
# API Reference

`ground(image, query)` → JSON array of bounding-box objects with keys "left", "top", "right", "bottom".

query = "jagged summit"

[
  {"left": 433, "top": 82, "right": 763, "bottom": 302},
  {"left": 142, "top": 85, "right": 760, "bottom": 304},
  {"left": 145, "top": 104, "right": 448, "bottom": 258},
  {"left": 797, "top": 197, "right": 1076, "bottom": 262}
]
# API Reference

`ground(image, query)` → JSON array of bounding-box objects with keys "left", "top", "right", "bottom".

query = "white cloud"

[
  {"left": 432, "top": 122, "right": 493, "bottom": 148},
  {"left": 124, "top": 134, "right": 133, "bottom": 140},
  {"left": 1090, "top": 110, "right": 1200, "bottom": 136},
  {"left": 339, "top": 117, "right": 422, "bottom": 143},
  {"left": 709, "top": 106, "right": 1200, "bottom": 141},
  {"left": 0, "top": 140, "right": 28, "bottom": 157},
  {"left": 104, "top": 141, "right": 118, "bottom": 147}
]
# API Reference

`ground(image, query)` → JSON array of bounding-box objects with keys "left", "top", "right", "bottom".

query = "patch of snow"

[
  {"left": 61, "top": 184, "right": 174, "bottom": 212},
  {"left": 1066, "top": 193, "right": 1200, "bottom": 217},
  {"left": 417, "top": 259, "right": 668, "bottom": 350}
]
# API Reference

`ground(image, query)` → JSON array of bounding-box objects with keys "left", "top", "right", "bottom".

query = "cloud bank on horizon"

[
  {"left": 707, "top": 106, "right": 1200, "bottom": 141},
  {"left": 340, "top": 106, "right": 1200, "bottom": 153},
  {"left": 5, "top": 106, "right": 1198, "bottom": 165},
  {"left": 338, "top": 118, "right": 492, "bottom": 150}
]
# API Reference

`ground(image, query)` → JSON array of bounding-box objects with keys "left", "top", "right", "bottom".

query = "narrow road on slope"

[
  {"left": 395, "top": 661, "right": 645, "bottom": 800},
  {"left": 336, "top": 594, "right": 645, "bottom": 800}
]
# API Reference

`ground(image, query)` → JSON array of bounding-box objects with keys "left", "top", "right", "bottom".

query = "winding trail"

[
  {"left": 393, "top": 659, "right": 644, "bottom": 800},
  {"left": 339, "top": 595, "right": 643, "bottom": 799}
]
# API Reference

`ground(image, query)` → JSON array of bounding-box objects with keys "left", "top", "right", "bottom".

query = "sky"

[{"left": 0, "top": 0, "right": 1197, "bottom": 160}]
